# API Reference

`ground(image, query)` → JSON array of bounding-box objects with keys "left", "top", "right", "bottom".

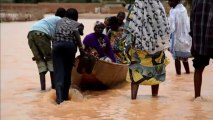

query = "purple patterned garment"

[{"left": 83, "top": 33, "right": 116, "bottom": 62}]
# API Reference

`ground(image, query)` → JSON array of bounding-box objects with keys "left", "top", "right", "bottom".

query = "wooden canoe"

[{"left": 71, "top": 58, "right": 128, "bottom": 90}]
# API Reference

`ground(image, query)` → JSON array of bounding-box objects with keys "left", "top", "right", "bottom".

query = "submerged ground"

[{"left": 1, "top": 19, "right": 213, "bottom": 120}]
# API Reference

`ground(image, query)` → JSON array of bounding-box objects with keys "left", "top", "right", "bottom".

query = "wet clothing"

[
  {"left": 169, "top": 4, "right": 192, "bottom": 59},
  {"left": 190, "top": 0, "right": 213, "bottom": 68},
  {"left": 83, "top": 33, "right": 116, "bottom": 62},
  {"left": 53, "top": 17, "right": 83, "bottom": 101},
  {"left": 28, "top": 16, "right": 61, "bottom": 73}
]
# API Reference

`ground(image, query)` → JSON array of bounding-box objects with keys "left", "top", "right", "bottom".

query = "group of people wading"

[{"left": 28, "top": 0, "right": 213, "bottom": 104}]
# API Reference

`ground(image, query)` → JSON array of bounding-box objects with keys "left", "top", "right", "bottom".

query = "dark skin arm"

[{"left": 73, "top": 29, "right": 84, "bottom": 55}]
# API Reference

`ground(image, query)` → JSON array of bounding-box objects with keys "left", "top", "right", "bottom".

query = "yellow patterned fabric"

[
  {"left": 126, "top": 49, "right": 169, "bottom": 85},
  {"left": 109, "top": 30, "right": 126, "bottom": 63}
]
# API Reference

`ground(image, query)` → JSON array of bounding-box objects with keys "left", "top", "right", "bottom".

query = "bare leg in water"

[
  {"left": 194, "top": 67, "right": 205, "bottom": 98},
  {"left": 175, "top": 59, "right": 181, "bottom": 75},
  {"left": 39, "top": 71, "right": 46, "bottom": 90},
  {"left": 182, "top": 58, "right": 190, "bottom": 74},
  {"left": 131, "top": 83, "right": 139, "bottom": 100},
  {"left": 152, "top": 85, "right": 159, "bottom": 97},
  {"left": 131, "top": 83, "right": 159, "bottom": 99}
]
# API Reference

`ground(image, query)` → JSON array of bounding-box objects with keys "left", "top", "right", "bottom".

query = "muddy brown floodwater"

[{"left": 1, "top": 19, "right": 213, "bottom": 120}]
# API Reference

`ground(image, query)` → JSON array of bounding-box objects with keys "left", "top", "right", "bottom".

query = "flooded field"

[{"left": 1, "top": 19, "right": 213, "bottom": 120}]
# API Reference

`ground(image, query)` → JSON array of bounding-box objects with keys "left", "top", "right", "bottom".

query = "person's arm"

[{"left": 73, "top": 29, "right": 84, "bottom": 55}]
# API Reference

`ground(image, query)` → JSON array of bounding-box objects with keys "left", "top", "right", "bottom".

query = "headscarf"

[
  {"left": 127, "top": 0, "right": 170, "bottom": 54},
  {"left": 94, "top": 21, "right": 105, "bottom": 28}
]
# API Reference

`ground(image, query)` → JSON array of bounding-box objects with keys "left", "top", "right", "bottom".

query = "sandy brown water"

[{"left": 1, "top": 19, "right": 213, "bottom": 120}]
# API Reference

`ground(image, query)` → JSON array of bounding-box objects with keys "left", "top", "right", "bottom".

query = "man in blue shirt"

[{"left": 27, "top": 8, "right": 66, "bottom": 91}]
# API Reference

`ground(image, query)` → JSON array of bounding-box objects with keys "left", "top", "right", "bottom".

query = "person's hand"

[{"left": 79, "top": 48, "right": 85, "bottom": 56}]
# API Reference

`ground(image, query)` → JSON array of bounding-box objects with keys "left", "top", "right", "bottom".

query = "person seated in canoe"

[
  {"left": 83, "top": 21, "right": 116, "bottom": 63},
  {"left": 107, "top": 16, "right": 126, "bottom": 64}
]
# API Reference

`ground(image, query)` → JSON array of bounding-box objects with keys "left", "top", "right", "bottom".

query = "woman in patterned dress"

[{"left": 124, "top": 0, "right": 171, "bottom": 99}]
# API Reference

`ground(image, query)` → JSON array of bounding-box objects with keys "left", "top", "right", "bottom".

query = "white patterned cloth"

[{"left": 127, "top": 0, "right": 171, "bottom": 54}]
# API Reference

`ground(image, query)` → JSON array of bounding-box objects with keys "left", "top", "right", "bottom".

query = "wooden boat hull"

[{"left": 71, "top": 58, "right": 128, "bottom": 90}]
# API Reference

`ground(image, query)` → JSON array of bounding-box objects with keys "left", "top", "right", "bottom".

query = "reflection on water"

[{"left": 1, "top": 21, "right": 213, "bottom": 120}]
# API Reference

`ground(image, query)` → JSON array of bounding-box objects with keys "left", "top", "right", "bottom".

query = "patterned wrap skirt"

[{"left": 126, "top": 49, "right": 169, "bottom": 85}]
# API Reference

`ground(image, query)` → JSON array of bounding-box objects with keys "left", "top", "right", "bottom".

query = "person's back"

[
  {"left": 54, "top": 18, "right": 82, "bottom": 42},
  {"left": 168, "top": 0, "right": 192, "bottom": 75},
  {"left": 169, "top": 3, "right": 191, "bottom": 49},
  {"left": 31, "top": 16, "right": 61, "bottom": 38}
]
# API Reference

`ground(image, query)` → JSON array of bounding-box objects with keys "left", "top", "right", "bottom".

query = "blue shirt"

[{"left": 30, "top": 16, "right": 61, "bottom": 38}]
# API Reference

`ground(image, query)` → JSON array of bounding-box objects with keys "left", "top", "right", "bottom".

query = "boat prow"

[{"left": 71, "top": 58, "right": 128, "bottom": 90}]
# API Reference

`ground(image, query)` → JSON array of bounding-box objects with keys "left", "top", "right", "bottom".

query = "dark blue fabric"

[{"left": 53, "top": 41, "right": 77, "bottom": 100}]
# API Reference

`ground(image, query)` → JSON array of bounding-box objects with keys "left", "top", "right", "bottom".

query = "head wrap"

[{"left": 94, "top": 21, "right": 104, "bottom": 27}]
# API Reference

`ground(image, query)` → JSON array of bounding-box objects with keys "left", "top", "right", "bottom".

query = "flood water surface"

[{"left": 1, "top": 20, "right": 213, "bottom": 120}]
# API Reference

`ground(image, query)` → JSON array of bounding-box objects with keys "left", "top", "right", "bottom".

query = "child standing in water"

[{"left": 168, "top": 0, "right": 192, "bottom": 75}]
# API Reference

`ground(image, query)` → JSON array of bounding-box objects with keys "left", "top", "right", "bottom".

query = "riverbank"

[
  {"left": 0, "top": 3, "right": 126, "bottom": 22},
  {"left": 0, "top": 12, "right": 116, "bottom": 22}
]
